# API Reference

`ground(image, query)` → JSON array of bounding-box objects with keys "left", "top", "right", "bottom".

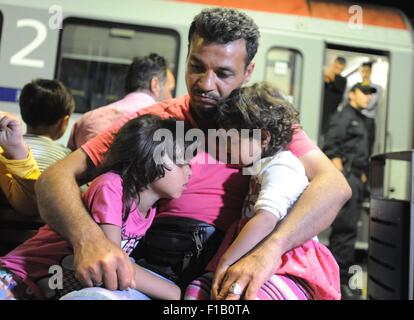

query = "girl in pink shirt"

[{"left": 0, "top": 114, "right": 193, "bottom": 300}]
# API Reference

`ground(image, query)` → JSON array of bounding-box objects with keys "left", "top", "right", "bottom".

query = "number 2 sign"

[{"left": 9, "top": 19, "right": 47, "bottom": 68}]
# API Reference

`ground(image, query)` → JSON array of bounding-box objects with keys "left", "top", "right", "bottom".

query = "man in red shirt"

[{"left": 36, "top": 8, "right": 351, "bottom": 300}]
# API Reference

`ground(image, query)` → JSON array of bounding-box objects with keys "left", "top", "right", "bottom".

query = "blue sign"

[{"left": 0, "top": 87, "right": 20, "bottom": 103}]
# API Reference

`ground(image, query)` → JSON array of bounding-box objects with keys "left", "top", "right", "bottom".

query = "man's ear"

[
  {"left": 243, "top": 62, "right": 255, "bottom": 84},
  {"left": 150, "top": 77, "right": 161, "bottom": 99}
]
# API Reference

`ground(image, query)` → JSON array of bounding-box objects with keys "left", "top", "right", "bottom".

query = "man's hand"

[
  {"left": 331, "top": 157, "right": 344, "bottom": 172},
  {"left": 324, "top": 69, "right": 335, "bottom": 83},
  {"left": 0, "top": 112, "right": 28, "bottom": 160},
  {"left": 211, "top": 261, "right": 230, "bottom": 300},
  {"left": 73, "top": 234, "right": 136, "bottom": 290},
  {"left": 361, "top": 173, "right": 367, "bottom": 183},
  {"left": 214, "top": 242, "right": 282, "bottom": 300}
]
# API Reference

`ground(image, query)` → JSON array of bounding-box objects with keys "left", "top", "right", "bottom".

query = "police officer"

[{"left": 323, "top": 82, "right": 376, "bottom": 299}]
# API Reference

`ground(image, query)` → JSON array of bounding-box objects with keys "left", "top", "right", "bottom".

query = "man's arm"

[
  {"left": 100, "top": 224, "right": 181, "bottom": 299},
  {"left": 332, "top": 75, "right": 347, "bottom": 94},
  {"left": 35, "top": 149, "right": 136, "bottom": 290},
  {"left": 269, "top": 149, "right": 350, "bottom": 251},
  {"left": 323, "top": 111, "right": 347, "bottom": 161},
  {"left": 219, "top": 149, "right": 351, "bottom": 300}
]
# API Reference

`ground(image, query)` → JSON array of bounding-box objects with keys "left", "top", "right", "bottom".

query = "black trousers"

[{"left": 329, "top": 172, "right": 364, "bottom": 284}]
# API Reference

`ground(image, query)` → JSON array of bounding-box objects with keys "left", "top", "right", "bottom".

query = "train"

[{"left": 0, "top": 0, "right": 413, "bottom": 200}]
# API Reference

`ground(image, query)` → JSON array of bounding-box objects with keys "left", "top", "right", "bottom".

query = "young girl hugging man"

[
  {"left": 185, "top": 83, "right": 341, "bottom": 300},
  {"left": 0, "top": 114, "right": 195, "bottom": 300}
]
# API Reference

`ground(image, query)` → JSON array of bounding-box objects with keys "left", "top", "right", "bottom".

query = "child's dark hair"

[
  {"left": 217, "top": 82, "right": 300, "bottom": 157},
  {"left": 19, "top": 79, "right": 75, "bottom": 128},
  {"left": 95, "top": 114, "right": 194, "bottom": 221}
]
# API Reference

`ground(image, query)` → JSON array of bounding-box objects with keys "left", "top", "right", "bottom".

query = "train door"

[{"left": 319, "top": 46, "right": 390, "bottom": 293}]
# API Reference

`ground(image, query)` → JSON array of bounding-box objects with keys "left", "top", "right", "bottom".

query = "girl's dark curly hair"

[
  {"left": 93, "top": 114, "right": 194, "bottom": 221},
  {"left": 217, "top": 82, "right": 300, "bottom": 158}
]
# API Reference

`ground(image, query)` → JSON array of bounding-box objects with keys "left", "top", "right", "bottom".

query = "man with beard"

[{"left": 36, "top": 8, "right": 350, "bottom": 300}]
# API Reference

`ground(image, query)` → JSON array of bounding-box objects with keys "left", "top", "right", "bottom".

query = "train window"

[
  {"left": 264, "top": 48, "right": 302, "bottom": 108},
  {"left": 56, "top": 18, "right": 180, "bottom": 113}
]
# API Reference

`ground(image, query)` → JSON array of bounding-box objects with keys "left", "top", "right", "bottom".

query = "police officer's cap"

[{"left": 350, "top": 82, "right": 377, "bottom": 94}]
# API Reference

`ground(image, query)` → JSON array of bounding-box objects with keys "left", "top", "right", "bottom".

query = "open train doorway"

[{"left": 318, "top": 46, "right": 390, "bottom": 299}]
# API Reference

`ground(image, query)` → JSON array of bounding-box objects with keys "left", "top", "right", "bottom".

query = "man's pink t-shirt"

[
  {"left": 0, "top": 172, "right": 156, "bottom": 298},
  {"left": 82, "top": 95, "right": 318, "bottom": 231}
]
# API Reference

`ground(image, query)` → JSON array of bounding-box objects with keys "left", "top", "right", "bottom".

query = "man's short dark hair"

[
  {"left": 361, "top": 61, "right": 373, "bottom": 69},
  {"left": 188, "top": 8, "right": 260, "bottom": 66},
  {"left": 19, "top": 79, "right": 75, "bottom": 128},
  {"left": 125, "top": 53, "right": 168, "bottom": 94},
  {"left": 336, "top": 56, "right": 347, "bottom": 65}
]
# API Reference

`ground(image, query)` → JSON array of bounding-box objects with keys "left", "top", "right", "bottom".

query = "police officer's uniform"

[{"left": 323, "top": 83, "right": 376, "bottom": 288}]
